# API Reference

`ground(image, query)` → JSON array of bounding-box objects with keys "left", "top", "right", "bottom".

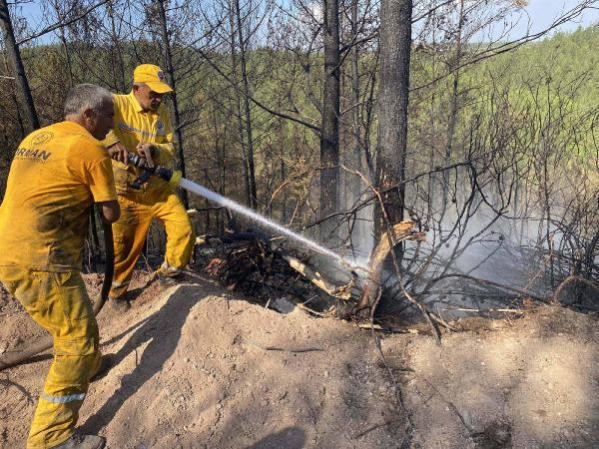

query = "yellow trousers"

[
  {"left": 109, "top": 190, "right": 194, "bottom": 299},
  {"left": 0, "top": 267, "right": 101, "bottom": 449}
]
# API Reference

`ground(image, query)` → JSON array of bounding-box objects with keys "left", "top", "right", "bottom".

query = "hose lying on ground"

[{"left": 0, "top": 215, "right": 114, "bottom": 372}]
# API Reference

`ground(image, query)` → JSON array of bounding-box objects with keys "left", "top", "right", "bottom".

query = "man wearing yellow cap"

[{"left": 104, "top": 64, "right": 194, "bottom": 308}]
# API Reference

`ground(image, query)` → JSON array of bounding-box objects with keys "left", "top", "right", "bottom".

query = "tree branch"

[{"left": 17, "top": 0, "right": 110, "bottom": 46}]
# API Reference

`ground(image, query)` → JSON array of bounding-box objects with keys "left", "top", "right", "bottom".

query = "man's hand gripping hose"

[{"left": 128, "top": 152, "right": 182, "bottom": 189}]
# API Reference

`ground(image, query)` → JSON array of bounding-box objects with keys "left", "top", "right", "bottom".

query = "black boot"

[
  {"left": 51, "top": 434, "right": 106, "bottom": 449},
  {"left": 109, "top": 296, "right": 130, "bottom": 312}
]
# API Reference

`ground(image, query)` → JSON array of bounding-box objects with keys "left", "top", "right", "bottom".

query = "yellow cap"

[{"left": 133, "top": 64, "right": 173, "bottom": 93}]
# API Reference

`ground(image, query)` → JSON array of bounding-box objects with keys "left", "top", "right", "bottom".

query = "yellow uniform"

[
  {"left": 0, "top": 121, "right": 117, "bottom": 449},
  {"left": 104, "top": 92, "right": 194, "bottom": 299}
]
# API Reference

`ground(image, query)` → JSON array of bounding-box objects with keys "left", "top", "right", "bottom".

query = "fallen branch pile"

[
  {"left": 195, "top": 232, "right": 358, "bottom": 316},
  {"left": 192, "top": 219, "right": 598, "bottom": 342},
  {"left": 193, "top": 221, "right": 426, "bottom": 319}
]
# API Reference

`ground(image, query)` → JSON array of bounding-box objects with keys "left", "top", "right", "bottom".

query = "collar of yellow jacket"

[
  {"left": 57, "top": 120, "right": 96, "bottom": 139},
  {"left": 128, "top": 91, "right": 145, "bottom": 113}
]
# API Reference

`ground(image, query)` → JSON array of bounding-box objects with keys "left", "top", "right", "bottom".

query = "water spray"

[
  {"left": 0, "top": 154, "right": 371, "bottom": 371},
  {"left": 128, "top": 154, "right": 367, "bottom": 275}
]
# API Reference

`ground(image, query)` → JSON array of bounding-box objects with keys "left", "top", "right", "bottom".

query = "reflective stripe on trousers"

[{"left": 41, "top": 393, "right": 86, "bottom": 404}]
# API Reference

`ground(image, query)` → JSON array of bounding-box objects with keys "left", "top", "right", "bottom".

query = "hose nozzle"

[{"left": 128, "top": 153, "right": 177, "bottom": 188}]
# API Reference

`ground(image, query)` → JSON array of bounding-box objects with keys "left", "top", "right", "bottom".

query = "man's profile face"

[
  {"left": 89, "top": 100, "right": 115, "bottom": 140},
  {"left": 133, "top": 84, "right": 164, "bottom": 111}
]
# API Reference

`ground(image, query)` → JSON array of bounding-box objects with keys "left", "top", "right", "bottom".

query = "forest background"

[{"left": 1, "top": 0, "right": 597, "bottom": 318}]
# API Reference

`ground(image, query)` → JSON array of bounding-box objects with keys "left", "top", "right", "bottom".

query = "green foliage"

[
  {"left": 462, "top": 26, "right": 599, "bottom": 160},
  {"left": 2, "top": 26, "right": 598, "bottom": 221}
]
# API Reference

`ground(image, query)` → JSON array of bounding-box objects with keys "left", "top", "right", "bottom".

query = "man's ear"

[{"left": 82, "top": 107, "right": 95, "bottom": 120}]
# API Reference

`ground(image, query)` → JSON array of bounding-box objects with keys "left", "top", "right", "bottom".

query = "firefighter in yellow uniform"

[
  {"left": 104, "top": 64, "right": 194, "bottom": 307},
  {"left": 0, "top": 84, "right": 120, "bottom": 449}
]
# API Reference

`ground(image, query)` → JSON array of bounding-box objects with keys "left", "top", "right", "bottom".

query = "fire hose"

[
  {"left": 0, "top": 152, "right": 361, "bottom": 371},
  {"left": 125, "top": 153, "right": 359, "bottom": 269}
]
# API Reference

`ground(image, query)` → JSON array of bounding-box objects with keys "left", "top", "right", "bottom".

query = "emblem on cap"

[{"left": 158, "top": 70, "right": 165, "bottom": 81}]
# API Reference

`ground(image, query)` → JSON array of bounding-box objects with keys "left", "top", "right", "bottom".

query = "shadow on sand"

[
  {"left": 82, "top": 284, "right": 201, "bottom": 434},
  {"left": 243, "top": 427, "right": 305, "bottom": 449}
]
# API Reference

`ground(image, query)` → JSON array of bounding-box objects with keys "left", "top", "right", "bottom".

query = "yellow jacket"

[
  {"left": 104, "top": 92, "right": 176, "bottom": 198},
  {"left": 0, "top": 121, "right": 117, "bottom": 271}
]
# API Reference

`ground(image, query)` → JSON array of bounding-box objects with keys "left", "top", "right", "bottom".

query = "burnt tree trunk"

[
  {"left": 0, "top": 0, "right": 39, "bottom": 132},
  {"left": 374, "top": 0, "right": 412, "bottom": 237},
  {"left": 107, "top": 0, "right": 127, "bottom": 92},
  {"left": 233, "top": 0, "right": 257, "bottom": 209},
  {"left": 441, "top": 0, "right": 465, "bottom": 214},
  {"left": 227, "top": 2, "right": 251, "bottom": 207},
  {"left": 156, "top": 0, "right": 189, "bottom": 208},
  {"left": 319, "top": 0, "right": 340, "bottom": 243}
]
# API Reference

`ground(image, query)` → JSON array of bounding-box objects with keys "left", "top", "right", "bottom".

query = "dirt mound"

[
  {"left": 1, "top": 273, "right": 403, "bottom": 449},
  {"left": 1, "top": 272, "right": 599, "bottom": 449}
]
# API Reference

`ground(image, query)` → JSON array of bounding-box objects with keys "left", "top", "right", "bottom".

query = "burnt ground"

[{"left": 1, "top": 270, "right": 599, "bottom": 449}]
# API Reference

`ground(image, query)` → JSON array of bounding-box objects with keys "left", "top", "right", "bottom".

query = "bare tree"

[
  {"left": 374, "top": 0, "right": 412, "bottom": 235},
  {"left": 319, "top": 0, "right": 341, "bottom": 242},
  {"left": 0, "top": 0, "right": 39, "bottom": 131},
  {"left": 154, "top": 0, "right": 190, "bottom": 207},
  {"left": 227, "top": 0, "right": 258, "bottom": 208}
]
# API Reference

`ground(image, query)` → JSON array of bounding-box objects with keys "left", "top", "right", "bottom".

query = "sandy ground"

[{"left": 1, "top": 271, "right": 599, "bottom": 449}]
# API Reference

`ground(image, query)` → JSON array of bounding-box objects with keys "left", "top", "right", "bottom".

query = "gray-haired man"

[{"left": 0, "top": 84, "right": 119, "bottom": 449}]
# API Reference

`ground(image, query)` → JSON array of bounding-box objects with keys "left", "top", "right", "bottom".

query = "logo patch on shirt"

[
  {"left": 31, "top": 131, "right": 54, "bottom": 146},
  {"left": 156, "top": 121, "right": 164, "bottom": 132}
]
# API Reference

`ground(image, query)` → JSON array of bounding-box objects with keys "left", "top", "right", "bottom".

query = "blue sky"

[
  {"left": 12, "top": 0, "right": 599, "bottom": 44},
  {"left": 509, "top": 0, "right": 599, "bottom": 36},
  {"left": 463, "top": 0, "right": 599, "bottom": 43}
]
